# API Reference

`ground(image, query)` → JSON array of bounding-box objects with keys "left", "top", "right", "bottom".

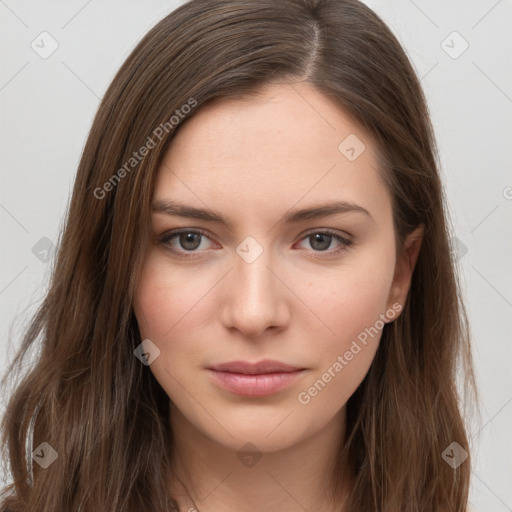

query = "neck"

[{"left": 167, "top": 404, "right": 352, "bottom": 512}]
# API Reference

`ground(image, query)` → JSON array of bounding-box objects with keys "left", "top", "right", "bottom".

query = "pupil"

[
  {"left": 311, "top": 233, "right": 331, "bottom": 251},
  {"left": 180, "top": 233, "right": 200, "bottom": 250}
]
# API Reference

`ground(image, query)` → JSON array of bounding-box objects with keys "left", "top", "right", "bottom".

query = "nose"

[{"left": 219, "top": 247, "right": 290, "bottom": 338}]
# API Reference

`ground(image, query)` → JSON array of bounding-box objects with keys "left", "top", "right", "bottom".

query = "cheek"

[
  {"left": 298, "top": 251, "right": 395, "bottom": 344},
  {"left": 133, "top": 253, "right": 223, "bottom": 391},
  {"left": 134, "top": 253, "right": 210, "bottom": 340},
  {"left": 291, "top": 248, "right": 395, "bottom": 408},
  {"left": 293, "top": 287, "right": 388, "bottom": 418},
  {"left": 133, "top": 256, "right": 205, "bottom": 397}
]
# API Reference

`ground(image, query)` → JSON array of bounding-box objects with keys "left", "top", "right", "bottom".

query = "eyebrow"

[{"left": 151, "top": 199, "right": 373, "bottom": 227}]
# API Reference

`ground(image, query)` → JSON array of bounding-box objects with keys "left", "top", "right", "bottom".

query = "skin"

[{"left": 133, "top": 81, "right": 423, "bottom": 512}]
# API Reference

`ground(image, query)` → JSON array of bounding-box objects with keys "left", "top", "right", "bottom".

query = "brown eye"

[
  {"left": 158, "top": 229, "right": 214, "bottom": 258},
  {"left": 297, "top": 230, "right": 354, "bottom": 255},
  {"left": 176, "top": 232, "right": 202, "bottom": 251},
  {"left": 308, "top": 233, "right": 333, "bottom": 251}
]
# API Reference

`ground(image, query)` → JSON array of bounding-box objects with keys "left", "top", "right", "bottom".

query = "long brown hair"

[{"left": 1, "top": 0, "right": 479, "bottom": 510}]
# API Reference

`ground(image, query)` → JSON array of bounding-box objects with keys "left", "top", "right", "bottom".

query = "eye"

[
  {"left": 158, "top": 228, "right": 354, "bottom": 260},
  {"left": 158, "top": 229, "right": 215, "bottom": 259},
  {"left": 295, "top": 230, "right": 354, "bottom": 256}
]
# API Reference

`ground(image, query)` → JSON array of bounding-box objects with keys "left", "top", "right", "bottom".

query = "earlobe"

[{"left": 386, "top": 224, "right": 425, "bottom": 320}]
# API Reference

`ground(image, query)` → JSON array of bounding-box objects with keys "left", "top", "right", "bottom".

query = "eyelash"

[{"left": 157, "top": 228, "right": 354, "bottom": 260}]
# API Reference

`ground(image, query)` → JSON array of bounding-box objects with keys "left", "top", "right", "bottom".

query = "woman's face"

[{"left": 134, "top": 81, "right": 418, "bottom": 453}]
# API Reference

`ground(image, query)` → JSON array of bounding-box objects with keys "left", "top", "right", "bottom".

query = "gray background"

[{"left": 1, "top": 1, "right": 511, "bottom": 510}]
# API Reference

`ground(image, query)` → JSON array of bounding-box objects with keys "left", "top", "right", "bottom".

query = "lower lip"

[{"left": 207, "top": 369, "right": 305, "bottom": 397}]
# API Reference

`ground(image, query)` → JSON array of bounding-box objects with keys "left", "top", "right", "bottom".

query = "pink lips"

[{"left": 207, "top": 359, "right": 306, "bottom": 397}]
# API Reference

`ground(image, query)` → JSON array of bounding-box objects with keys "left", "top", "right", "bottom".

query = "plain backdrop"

[{"left": 1, "top": 1, "right": 511, "bottom": 510}]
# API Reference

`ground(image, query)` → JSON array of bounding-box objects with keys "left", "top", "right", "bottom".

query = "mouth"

[
  {"left": 208, "top": 359, "right": 304, "bottom": 374},
  {"left": 207, "top": 359, "right": 307, "bottom": 397}
]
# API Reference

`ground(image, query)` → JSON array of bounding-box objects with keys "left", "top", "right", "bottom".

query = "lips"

[
  {"left": 207, "top": 359, "right": 306, "bottom": 397},
  {"left": 207, "top": 359, "right": 304, "bottom": 374}
]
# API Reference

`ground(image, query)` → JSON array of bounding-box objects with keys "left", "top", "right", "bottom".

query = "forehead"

[{"left": 153, "top": 82, "right": 391, "bottom": 228}]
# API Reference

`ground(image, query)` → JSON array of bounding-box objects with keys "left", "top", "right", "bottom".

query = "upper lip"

[{"left": 208, "top": 359, "right": 304, "bottom": 374}]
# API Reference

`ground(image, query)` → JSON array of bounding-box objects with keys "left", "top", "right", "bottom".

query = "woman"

[{"left": 0, "top": 0, "right": 478, "bottom": 510}]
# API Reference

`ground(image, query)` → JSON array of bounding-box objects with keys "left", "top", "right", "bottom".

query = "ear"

[{"left": 386, "top": 224, "right": 424, "bottom": 319}]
